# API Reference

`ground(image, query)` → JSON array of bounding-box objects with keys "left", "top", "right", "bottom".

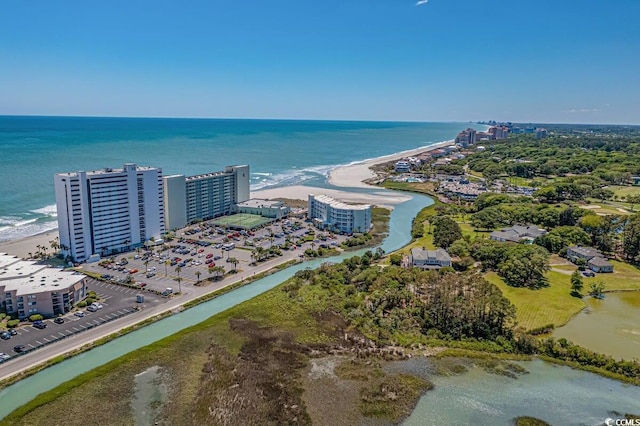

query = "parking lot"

[
  {"left": 0, "top": 278, "right": 167, "bottom": 361},
  {"left": 83, "top": 218, "right": 349, "bottom": 294}
]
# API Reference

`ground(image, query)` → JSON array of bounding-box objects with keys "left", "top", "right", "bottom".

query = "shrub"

[
  {"left": 29, "top": 314, "right": 44, "bottom": 322},
  {"left": 0, "top": 313, "right": 6, "bottom": 320},
  {"left": 6, "top": 319, "right": 20, "bottom": 328},
  {"left": 77, "top": 301, "right": 88, "bottom": 308},
  {"left": 85, "top": 297, "right": 96, "bottom": 305}
]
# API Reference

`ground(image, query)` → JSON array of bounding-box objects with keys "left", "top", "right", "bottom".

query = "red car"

[
  {"left": 137, "top": 282, "right": 147, "bottom": 288},
  {"left": 206, "top": 253, "right": 213, "bottom": 259},
  {"left": 198, "top": 249, "right": 205, "bottom": 253}
]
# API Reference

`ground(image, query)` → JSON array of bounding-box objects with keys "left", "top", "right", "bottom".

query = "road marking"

[
  {"left": 21, "top": 328, "right": 30, "bottom": 333},
  {"left": 35, "top": 340, "right": 43, "bottom": 345},
  {"left": 73, "top": 326, "right": 81, "bottom": 331},
  {"left": 42, "top": 338, "right": 50, "bottom": 342},
  {"left": 50, "top": 335, "right": 58, "bottom": 340}
]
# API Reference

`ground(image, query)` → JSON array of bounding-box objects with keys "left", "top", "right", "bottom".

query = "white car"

[
  {"left": 92, "top": 302, "right": 103, "bottom": 309},
  {"left": 74, "top": 311, "right": 85, "bottom": 317}
]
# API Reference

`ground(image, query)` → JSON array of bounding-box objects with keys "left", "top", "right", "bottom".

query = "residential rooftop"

[{"left": 2, "top": 268, "right": 86, "bottom": 296}]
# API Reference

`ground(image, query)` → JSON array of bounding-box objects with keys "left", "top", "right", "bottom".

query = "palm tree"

[
  {"left": 174, "top": 276, "right": 183, "bottom": 294},
  {"left": 175, "top": 265, "right": 182, "bottom": 280},
  {"left": 195, "top": 270, "right": 201, "bottom": 285},
  {"left": 228, "top": 257, "right": 239, "bottom": 272},
  {"left": 164, "top": 260, "right": 169, "bottom": 277},
  {"left": 144, "top": 260, "right": 150, "bottom": 272},
  {"left": 123, "top": 239, "right": 130, "bottom": 252}
]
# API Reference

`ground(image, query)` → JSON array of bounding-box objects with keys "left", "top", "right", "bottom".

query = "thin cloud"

[
  {"left": 416, "top": 0, "right": 429, "bottom": 5},
  {"left": 562, "top": 108, "right": 601, "bottom": 113}
]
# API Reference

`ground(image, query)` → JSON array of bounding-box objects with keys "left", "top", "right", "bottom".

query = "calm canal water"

[
  {"left": 0, "top": 190, "right": 430, "bottom": 419},
  {"left": 554, "top": 292, "right": 640, "bottom": 361},
  {"left": 404, "top": 359, "right": 640, "bottom": 426}
]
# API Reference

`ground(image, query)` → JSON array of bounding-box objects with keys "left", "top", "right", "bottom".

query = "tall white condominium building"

[
  {"left": 163, "top": 165, "right": 250, "bottom": 230},
  {"left": 308, "top": 194, "right": 372, "bottom": 234},
  {"left": 54, "top": 163, "right": 165, "bottom": 262},
  {"left": 0, "top": 253, "right": 88, "bottom": 319}
]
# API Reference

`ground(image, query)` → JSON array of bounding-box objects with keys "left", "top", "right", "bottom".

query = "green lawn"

[
  {"left": 608, "top": 185, "right": 640, "bottom": 198},
  {"left": 484, "top": 271, "right": 586, "bottom": 331},
  {"left": 582, "top": 260, "right": 640, "bottom": 291}
]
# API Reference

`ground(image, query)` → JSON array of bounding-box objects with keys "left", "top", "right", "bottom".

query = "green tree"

[
  {"left": 622, "top": 214, "right": 640, "bottom": 261},
  {"left": 589, "top": 280, "right": 605, "bottom": 297},
  {"left": 432, "top": 216, "right": 462, "bottom": 249},
  {"left": 389, "top": 253, "right": 403, "bottom": 266},
  {"left": 448, "top": 238, "right": 470, "bottom": 257},
  {"left": 570, "top": 270, "right": 583, "bottom": 296},
  {"left": 498, "top": 244, "right": 550, "bottom": 289}
]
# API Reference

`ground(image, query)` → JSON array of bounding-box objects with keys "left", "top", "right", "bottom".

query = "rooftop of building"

[
  {"left": 587, "top": 257, "right": 612, "bottom": 267},
  {"left": 0, "top": 260, "right": 46, "bottom": 281},
  {"left": 237, "top": 198, "right": 285, "bottom": 209},
  {"left": 410, "top": 247, "right": 451, "bottom": 262},
  {"left": 1, "top": 267, "right": 86, "bottom": 296},
  {"left": 568, "top": 245, "right": 602, "bottom": 258},
  {"left": 56, "top": 163, "right": 159, "bottom": 177},
  {"left": 309, "top": 194, "right": 371, "bottom": 211},
  {"left": 0, "top": 253, "right": 21, "bottom": 270}
]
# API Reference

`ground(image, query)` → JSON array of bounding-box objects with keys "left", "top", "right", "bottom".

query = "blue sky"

[{"left": 1, "top": 0, "right": 639, "bottom": 123}]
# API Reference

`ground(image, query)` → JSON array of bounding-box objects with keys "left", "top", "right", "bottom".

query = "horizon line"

[{"left": 1, "top": 114, "right": 639, "bottom": 127}]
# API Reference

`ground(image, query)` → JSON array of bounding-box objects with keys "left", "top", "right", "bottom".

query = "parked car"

[
  {"left": 9, "top": 329, "right": 18, "bottom": 336},
  {"left": 92, "top": 302, "right": 103, "bottom": 309},
  {"left": 206, "top": 253, "right": 214, "bottom": 259},
  {"left": 86, "top": 305, "right": 98, "bottom": 312},
  {"left": 74, "top": 311, "right": 85, "bottom": 318},
  {"left": 137, "top": 282, "right": 147, "bottom": 288},
  {"left": 13, "top": 345, "right": 26, "bottom": 353},
  {"left": 0, "top": 332, "right": 11, "bottom": 340},
  {"left": 33, "top": 321, "right": 47, "bottom": 329},
  {"left": 582, "top": 271, "right": 595, "bottom": 277},
  {"left": 0, "top": 353, "right": 10, "bottom": 362},
  {"left": 54, "top": 317, "right": 65, "bottom": 324}
]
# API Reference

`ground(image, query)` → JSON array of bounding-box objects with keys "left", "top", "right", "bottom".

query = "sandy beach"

[
  {"left": 252, "top": 185, "right": 411, "bottom": 208},
  {"left": 0, "top": 140, "right": 449, "bottom": 259},
  {"left": 0, "top": 231, "right": 59, "bottom": 260},
  {"left": 327, "top": 139, "right": 453, "bottom": 188}
]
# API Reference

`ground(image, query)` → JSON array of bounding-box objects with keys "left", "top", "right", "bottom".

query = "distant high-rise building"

[
  {"left": 163, "top": 165, "right": 250, "bottom": 230},
  {"left": 455, "top": 128, "right": 477, "bottom": 147},
  {"left": 54, "top": 164, "right": 165, "bottom": 262},
  {"left": 535, "top": 128, "right": 548, "bottom": 138}
]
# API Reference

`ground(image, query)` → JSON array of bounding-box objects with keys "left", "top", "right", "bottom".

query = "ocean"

[{"left": 0, "top": 116, "right": 470, "bottom": 242}]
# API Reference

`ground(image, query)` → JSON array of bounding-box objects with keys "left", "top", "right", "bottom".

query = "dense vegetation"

[{"left": 466, "top": 135, "right": 640, "bottom": 184}]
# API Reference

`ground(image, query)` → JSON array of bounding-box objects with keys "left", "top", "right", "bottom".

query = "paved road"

[{"left": 0, "top": 246, "right": 312, "bottom": 382}]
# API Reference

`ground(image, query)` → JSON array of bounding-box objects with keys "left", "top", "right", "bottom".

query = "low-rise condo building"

[
  {"left": 236, "top": 199, "right": 290, "bottom": 219},
  {"left": 55, "top": 163, "right": 165, "bottom": 262},
  {"left": 163, "top": 165, "right": 250, "bottom": 230},
  {"left": 0, "top": 253, "right": 88, "bottom": 319},
  {"left": 308, "top": 194, "right": 371, "bottom": 234}
]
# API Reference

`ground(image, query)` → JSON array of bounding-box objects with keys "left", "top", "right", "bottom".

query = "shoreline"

[{"left": 0, "top": 140, "right": 451, "bottom": 259}]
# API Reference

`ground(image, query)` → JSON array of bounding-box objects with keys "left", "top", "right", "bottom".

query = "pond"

[
  {"left": 554, "top": 292, "right": 640, "bottom": 360},
  {"left": 404, "top": 359, "right": 640, "bottom": 426}
]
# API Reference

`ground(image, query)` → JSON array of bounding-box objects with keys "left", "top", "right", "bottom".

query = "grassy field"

[
  {"left": 608, "top": 185, "right": 640, "bottom": 198},
  {"left": 484, "top": 271, "right": 586, "bottom": 331}
]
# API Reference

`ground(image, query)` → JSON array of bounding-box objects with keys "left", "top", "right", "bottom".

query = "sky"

[{"left": 1, "top": 0, "right": 639, "bottom": 124}]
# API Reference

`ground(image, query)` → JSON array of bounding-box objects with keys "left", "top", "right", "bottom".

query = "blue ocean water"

[{"left": 0, "top": 116, "right": 470, "bottom": 241}]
